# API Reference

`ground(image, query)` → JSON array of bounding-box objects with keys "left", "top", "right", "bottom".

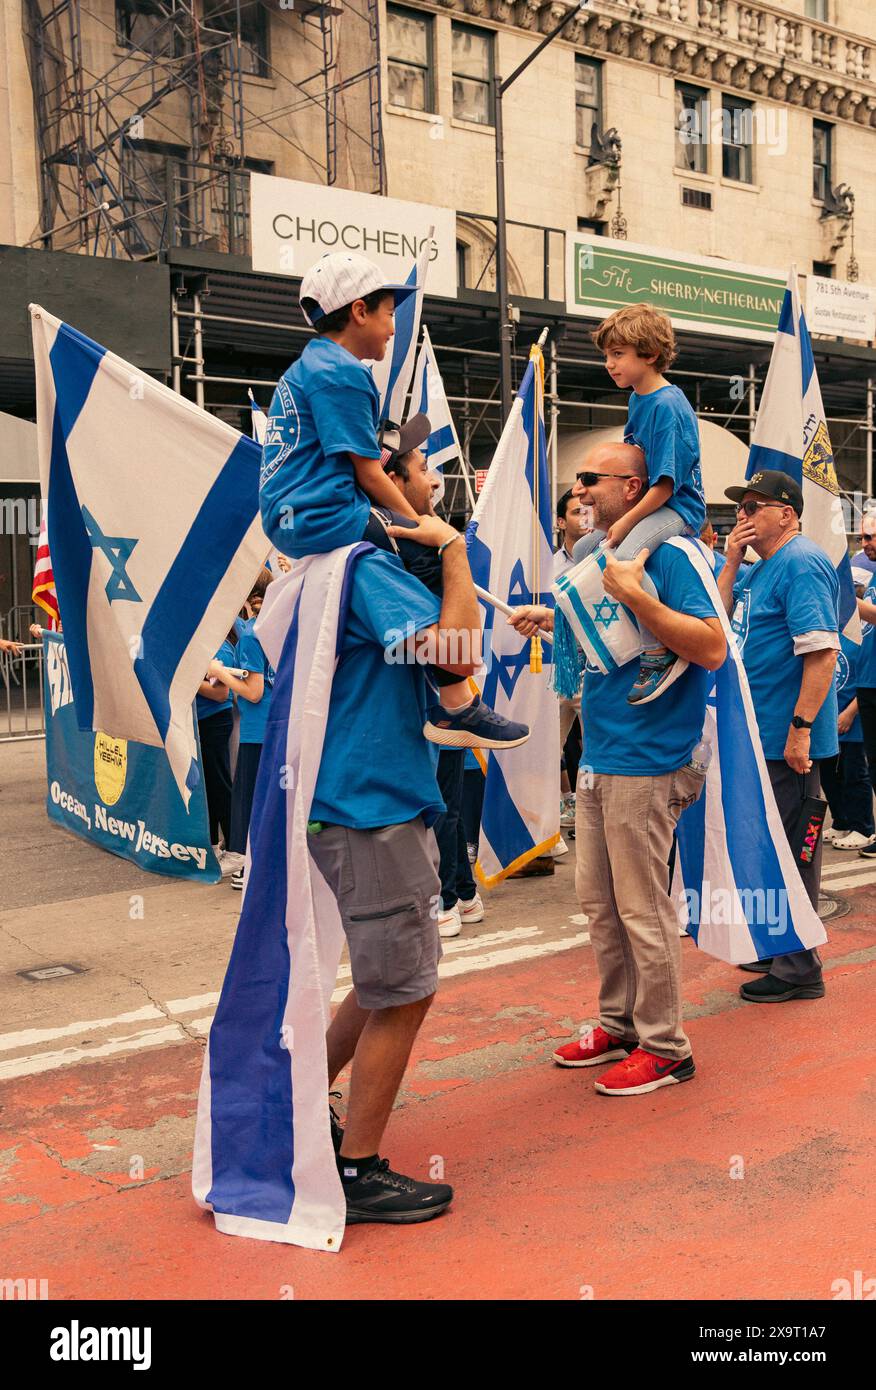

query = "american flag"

[{"left": 32, "top": 508, "right": 60, "bottom": 629}]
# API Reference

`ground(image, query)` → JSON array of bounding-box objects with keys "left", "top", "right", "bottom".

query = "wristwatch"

[{"left": 791, "top": 714, "right": 814, "bottom": 730}]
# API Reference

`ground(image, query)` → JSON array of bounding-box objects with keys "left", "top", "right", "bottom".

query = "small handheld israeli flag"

[
  {"left": 369, "top": 235, "right": 433, "bottom": 423},
  {"left": 408, "top": 325, "right": 469, "bottom": 506},
  {"left": 552, "top": 547, "right": 643, "bottom": 691}
]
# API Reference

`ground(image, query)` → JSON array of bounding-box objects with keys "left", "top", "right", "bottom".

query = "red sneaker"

[
  {"left": 595, "top": 1047, "right": 695, "bottom": 1095},
  {"left": 552, "top": 1025, "right": 636, "bottom": 1068}
]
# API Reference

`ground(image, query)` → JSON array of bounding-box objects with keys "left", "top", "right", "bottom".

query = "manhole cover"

[
  {"left": 17, "top": 963, "right": 86, "bottom": 982},
  {"left": 818, "top": 893, "right": 851, "bottom": 922}
]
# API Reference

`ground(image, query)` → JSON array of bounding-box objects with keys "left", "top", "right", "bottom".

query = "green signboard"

[{"left": 566, "top": 235, "right": 785, "bottom": 341}]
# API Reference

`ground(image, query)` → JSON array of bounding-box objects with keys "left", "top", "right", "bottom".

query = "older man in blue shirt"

[{"left": 719, "top": 469, "right": 839, "bottom": 1002}]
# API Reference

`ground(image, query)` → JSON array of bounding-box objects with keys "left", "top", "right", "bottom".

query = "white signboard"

[
  {"left": 250, "top": 173, "right": 457, "bottom": 298},
  {"left": 806, "top": 275, "right": 876, "bottom": 342}
]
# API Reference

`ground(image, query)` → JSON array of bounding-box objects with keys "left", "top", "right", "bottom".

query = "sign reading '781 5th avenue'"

[{"left": 566, "top": 234, "right": 786, "bottom": 342}]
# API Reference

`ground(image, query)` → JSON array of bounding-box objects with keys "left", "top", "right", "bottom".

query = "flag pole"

[{"left": 473, "top": 583, "right": 553, "bottom": 645}]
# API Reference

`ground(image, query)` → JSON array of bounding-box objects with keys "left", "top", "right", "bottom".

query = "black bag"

[{"left": 789, "top": 774, "right": 828, "bottom": 867}]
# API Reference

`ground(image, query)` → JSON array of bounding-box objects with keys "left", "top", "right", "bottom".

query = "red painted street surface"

[{"left": 2, "top": 879, "right": 874, "bottom": 1302}]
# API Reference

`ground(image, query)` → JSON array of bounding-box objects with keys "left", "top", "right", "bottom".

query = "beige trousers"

[{"left": 574, "top": 765, "right": 706, "bottom": 1060}]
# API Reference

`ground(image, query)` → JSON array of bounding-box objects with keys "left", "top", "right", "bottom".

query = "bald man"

[{"left": 510, "top": 443, "right": 726, "bottom": 1096}]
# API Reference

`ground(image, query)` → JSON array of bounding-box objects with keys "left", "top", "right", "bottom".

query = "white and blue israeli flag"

[
  {"left": 747, "top": 267, "right": 858, "bottom": 638},
  {"left": 368, "top": 237, "right": 432, "bottom": 423},
  {"left": 408, "top": 325, "right": 464, "bottom": 505},
  {"left": 30, "top": 305, "right": 269, "bottom": 806},
  {"left": 466, "top": 347, "right": 560, "bottom": 885},
  {"left": 670, "top": 539, "right": 828, "bottom": 964}
]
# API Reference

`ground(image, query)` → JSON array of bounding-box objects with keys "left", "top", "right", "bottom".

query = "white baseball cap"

[{"left": 299, "top": 252, "right": 417, "bottom": 326}]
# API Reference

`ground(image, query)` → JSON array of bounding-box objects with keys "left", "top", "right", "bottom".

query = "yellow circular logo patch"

[{"left": 94, "top": 733, "right": 128, "bottom": 805}]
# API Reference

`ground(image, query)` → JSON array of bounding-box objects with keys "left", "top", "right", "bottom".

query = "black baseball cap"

[
  {"left": 725, "top": 469, "right": 804, "bottom": 517},
  {"left": 380, "top": 413, "right": 432, "bottom": 469}
]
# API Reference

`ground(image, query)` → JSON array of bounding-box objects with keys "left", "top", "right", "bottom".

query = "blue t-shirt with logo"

[
  {"left": 259, "top": 338, "right": 380, "bottom": 557},
  {"left": 581, "top": 544, "right": 717, "bottom": 775},
  {"left": 310, "top": 550, "right": 445, "bottom": 829},
  {"left": 624, "top": 384, "right": 706, "bottom": 533},
  {"left": 731, "top": 535, "right": 840, "bottom": 761},
  {"left": 196, "top": 639, "right": 236, "bottom": 721},
  {"left": 834, "top": 634, "right": 863, "bottom": 744},
  {"left": 236, "top": 631, "right": 274, "bottom": 745}
]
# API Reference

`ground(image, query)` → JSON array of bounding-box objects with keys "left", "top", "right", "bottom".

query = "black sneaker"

[
  {"left": 342, "top": 1157, "right": 453, "bottom": 1225},
  {"left": 859, "top": 841, "right": 876, "bottom": 858},
  {"left": 329, "top": 1092, "right": 344, "bottom": 1154},
  {"left": 739, "top": 973, "right": 825, "bottom": 1003},
  {"left": 738, "top": 958, "right": 773, "bottom": 973}
]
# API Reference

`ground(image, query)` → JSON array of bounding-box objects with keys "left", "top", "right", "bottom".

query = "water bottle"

[{"left": 690, "top": 739, "right": 713, "bottom": 774}]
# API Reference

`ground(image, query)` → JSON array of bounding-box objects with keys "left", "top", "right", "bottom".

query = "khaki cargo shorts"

[{"left": 307, "top": 816, "right": 442, "bottom": 1009}]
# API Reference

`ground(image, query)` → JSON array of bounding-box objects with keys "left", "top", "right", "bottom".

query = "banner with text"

[
  {"left": 566, "top": 234, "right": 785, "bottom": 342},
  {"left": 43, "top": 634, "right": 220, "bottom": 883},
  {"left": 250, "top": 173, "right": 457, "bottom": 298}
]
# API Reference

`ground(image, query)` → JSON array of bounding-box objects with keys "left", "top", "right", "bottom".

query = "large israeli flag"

[
  {"left": 368, "top": 237, "right": 432, "bottom": 422},
  {"left": 671, "top": 538, "right": 828, "bottom": 964},
  {"left": 748, "top": 267, "right": 858, "bottom": 637},
  {"left": 193, "top": 545, "right": 367, "bottom": 1251},
  {"left": 409, "top": 325, "right": 472, "bottom": 507},
  {"left": 466, "top": 346, "right": 560, "bottom": 885},
  {"left": 31, "top": 305, "right": 269, "bottom": 806}
]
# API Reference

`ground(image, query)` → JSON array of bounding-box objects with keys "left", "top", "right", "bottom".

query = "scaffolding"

[{"left": 22, "top": 0, "right": 385, "bottom": 258}]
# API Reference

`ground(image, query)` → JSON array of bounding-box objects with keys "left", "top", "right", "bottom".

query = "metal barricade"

[{"left": 0, "top": 613, "right": 46, "bottom": 741}]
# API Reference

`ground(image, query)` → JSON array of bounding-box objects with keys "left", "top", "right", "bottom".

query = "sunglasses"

[
  {"left": 576, "top": 471, "right": 636, "bottom": 486},
  {"left": 736, "top": 500, "right": 788, "bottom": 516},
  {"left": 861, "top": 533, "right": 876, "bottom": 542}
]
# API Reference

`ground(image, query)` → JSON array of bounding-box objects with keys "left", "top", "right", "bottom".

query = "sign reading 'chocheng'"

[{"left": 250, "top": 173, "right": 458, "bottom": 298}]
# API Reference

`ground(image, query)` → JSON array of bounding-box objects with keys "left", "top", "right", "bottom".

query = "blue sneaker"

[
  {"left": 626, "top": 650, "right": 689, "bottom": 705},
  {"left": 423, "top": 695, "right": 530, "bottom": 750}
]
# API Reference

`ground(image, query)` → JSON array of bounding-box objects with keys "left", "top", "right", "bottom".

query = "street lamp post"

[{"left": 493, "top": 0, "right": 591, "bottom": 421}]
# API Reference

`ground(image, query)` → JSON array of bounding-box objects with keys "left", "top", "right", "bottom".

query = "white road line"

[
  {"left": 2, "top": 928, "right": 593, "bottom": 1079},
  {"left": 0, "top": 1025, "right": 184, "bottom": 1081},
  {"left": 165, "top": 991, "right": 221, "bottom": 1015},
  {"left": 0, "top": 1005, "right": 163, "bottom": 1055},
  {"left": 821, "top": 859, "right": 876, "bottom": 880},
  {"left": 821, "top": 871, "right": 876, "bottom": 891}
]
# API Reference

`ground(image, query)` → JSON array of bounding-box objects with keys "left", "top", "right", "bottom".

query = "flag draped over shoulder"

[
  {"left": 193, "top": 545, "right": 369, "bottom": 1251},
  {"left": 465, "top": 346, "right": 560, "bottom": 885},
  {"left": 670, "top": 537, "right": 828, "bottom": 965},
  {"left": 368, "top": 238, "right": 431, "bottom": 422},
  {"left": 748, "top": 267, "right": 858, "bottom": 638},
  {"left": 32, "top": 508, "right": 60, "bottom": 629},
  {"left": 408, "top": 325, "right": 471, "bottom": 507},
  {"left": 30, "top": 305, "right": 268, "bottom": 806}
]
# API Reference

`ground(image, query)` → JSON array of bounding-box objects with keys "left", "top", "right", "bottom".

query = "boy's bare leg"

[{"left": 337, "top": 995, "right": 434, "bottom": 1158}]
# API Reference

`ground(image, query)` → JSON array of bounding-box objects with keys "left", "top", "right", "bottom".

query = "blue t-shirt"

[
  {"left": 236, "top": 631, "right": 274, "bottom": 745},
  {"left": 196, "top": 639, "right": 236, "bottom": 721},
  {"left": 857, "top": 578, "right": 876, "bottom": 689},
  {"left": 310, "top": 550, "right": 444, "bottom": 829},
  {"left": 731, "top": 535, "right": 840, "bottom": 761},
  {"left": 834, "top": 634, "right": 863, "bottom": 744},
  {"left": 624, "top": 384, "right": 706, "bottom": 533},
  {"left": 259, "top": 338, "right": 380, "bottom": 557},
  {"left": 581, "top": 545, "right": 717, "bottom": 775}
]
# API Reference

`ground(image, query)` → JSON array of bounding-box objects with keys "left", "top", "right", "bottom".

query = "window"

[
  {"left": 675, "top": 83, "right": 710, "bottom": 174},
  {"left": 805, "top": 1, "right": 828, "bottom": 19},
  {"left": 387, "top": 6, "right": 433, "bottom": 112},
  {"left": 722, "top": 95, "right": 754, "bottom": 183},
  {"left": 575, "top": 57, "right": 603, "bottom": 149},
  {"left": 813, "top": 260, "right": 834, "bottom": 278},
  {"left": 452, "top": 23, "right": 494, "bottom": 126},
  {"left": 204, "top": 2, "right": 269, "bottom": 78},
  {"left": 682, "top": 186, "right": 713, "bottom": 210},
  {"left": 577, "top": 217, "right": 605, "bottom": 235},
  {"left": 456, "top": 241, "right": 469, "bottom": 289},
  {"left": 813, "top": 120, "right": 833, "bottom": 201},
  {"left": 115, "top": 0, "right": 179, "bottom": 57}
]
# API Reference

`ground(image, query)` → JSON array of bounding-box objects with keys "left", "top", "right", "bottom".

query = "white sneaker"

[
  {"left": 218, "top": 850, "right": 245, "bottom": 877},
  {"left": 458, "top": 892, "right": 485, "bottom": 924},
  {"left": 832, "top": 831, "right": 876, "bottom": 851},
  {"left": 552, "top": 837, "right": 569, "bottom": 858},
  {"left": 438, "top": 904, "right": 462, "bottom": 938}
]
